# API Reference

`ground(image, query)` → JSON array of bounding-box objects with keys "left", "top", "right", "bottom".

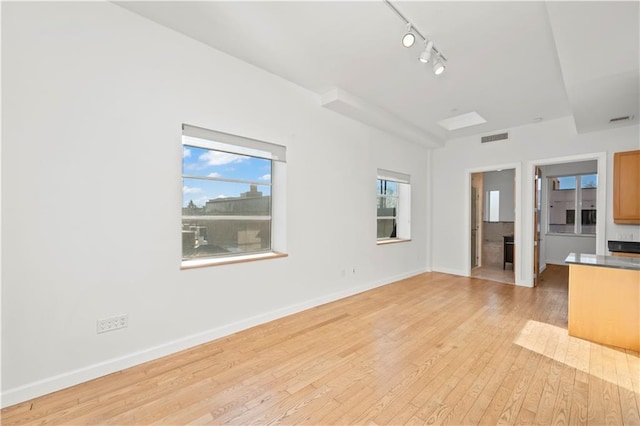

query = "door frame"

[
  {"left": 471, "top": 174, "right": 483, "bottom": 269},
  {"left": 464, "top": 162, "right": 521, "bottom": 284},
  {"left": 533, "top": 166, "right": 542, "bottom": 286},
  {"left": 526, "top": 152, "right": 607, "bottom": 285}
]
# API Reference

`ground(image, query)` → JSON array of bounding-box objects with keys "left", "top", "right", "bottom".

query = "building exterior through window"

[
  {"left": 377, "top": 169, "right": 411, "bottom": 242},
  {"left": 181, "top": 124, "right": 285, "bottom": 266}
]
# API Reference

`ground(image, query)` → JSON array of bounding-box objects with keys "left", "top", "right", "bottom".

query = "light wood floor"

[
  {"left": 471, "top": 264, "right": 515, "bottom": 285},
  {"left": 3, "top": 265, "right": 639, "bottom": 425}
]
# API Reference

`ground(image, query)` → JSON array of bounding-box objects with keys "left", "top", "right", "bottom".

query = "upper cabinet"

[{"left": 614, "top": 150, "right": 640, "bottom": 224}]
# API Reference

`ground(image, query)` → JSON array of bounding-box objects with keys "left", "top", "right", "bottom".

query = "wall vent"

[
  {"left": 481, "top": 132, "right": 509, "bottom": 143},
  {"left": 609, "top": 115, "right": 632, "bottom": 123}
]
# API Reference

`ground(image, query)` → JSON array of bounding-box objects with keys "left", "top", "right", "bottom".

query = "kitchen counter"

[
  {"left": 565, "top": 253, "right": 639, "bottom": 351},
  {"left": 565, "top": 252, "right": 640, "bottom": 271}
]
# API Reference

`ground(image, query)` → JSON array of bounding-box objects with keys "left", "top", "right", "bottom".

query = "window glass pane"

[
  {"left": 377, "top": 179, "right": 398, "bottom": 196},
  {"left": 580, "top": 174, "right": 597, "bottom": 234},
  {"left": 490, "top": 190, "right": 499, "bottom": 222},
  {"left": 183, "top": 145, "right": 272, "bottom": 183},
  {"left": 553, "top": 176, "right": 576, "bottom": 190},
  {"left": 580, "top": 174, "right": 597, "bottom": 189},
  {"left": 377, "top": 195, "right": 398, "bottom": 211},
  {"left": 182, "top": 143, "right": 272, "bottom": 260},
  {"left": 547, "top": 174, "right": 597, "bottom": 235},
  {"left": 377, "top": 219, "right": 396, "bottom": 239},
  {"left": 182, "top": 217, "right": 271, "bottom": 259},
  {"left": 548, "top": 177, "right": 576, "bottom": 233},
  {"left": 376, "top": 177, "right": 409, "bottom": 241}
]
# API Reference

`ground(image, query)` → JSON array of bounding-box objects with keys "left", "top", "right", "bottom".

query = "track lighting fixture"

[
  {"left": 402, "top": 23, "right": 415, "bottom": 48},
  {"left": 419, "top": 40, "right": 434, "bottom": 63},
  {"left": 384, "top": 0, "right": 448, "bottom": 76}
]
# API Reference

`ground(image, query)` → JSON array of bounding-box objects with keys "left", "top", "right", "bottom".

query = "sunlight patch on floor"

[{"left": 513, "top": 319, "right": 639, "bottom": 392}]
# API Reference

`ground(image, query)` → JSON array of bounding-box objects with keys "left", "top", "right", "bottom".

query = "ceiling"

[{"left": 116, "top": 1, "right": 640, "bottom": 148}]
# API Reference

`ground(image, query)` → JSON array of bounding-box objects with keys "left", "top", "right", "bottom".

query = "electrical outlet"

[{"left": 97, "top": 314, "right": 128, "bottom": 334}]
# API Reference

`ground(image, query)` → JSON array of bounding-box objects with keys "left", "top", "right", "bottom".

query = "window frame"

[
  {"left": 376, "top": 169, "right": 411, "bottom": 244},
  {"left": 181, "top": 124, "right": 287, "bottom": 269},
  {"left": 377, "top": 179, "right": 399, "bottom": 240},
  {"left": 547, "top": 173, "right": 597, "bottom": 236}
]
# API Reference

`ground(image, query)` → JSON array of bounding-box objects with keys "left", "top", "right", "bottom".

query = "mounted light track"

[{"left": 384, "top": 0, "right": 448, "bottom": 75}]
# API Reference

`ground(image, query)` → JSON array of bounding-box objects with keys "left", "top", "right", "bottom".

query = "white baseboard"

[
  {"left": 430, "top": 266, "right": 468, "bottom": 277},
  {"left": 1, "top": 267, "right": 429, "bottom": 408}
]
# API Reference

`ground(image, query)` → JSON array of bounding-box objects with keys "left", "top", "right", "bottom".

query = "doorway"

[
  {"left": 470, "top": 169, "right": 516, "bottom": 284},
  {"left": 532, "top": 158, "right": 602, "bottom": 283}
]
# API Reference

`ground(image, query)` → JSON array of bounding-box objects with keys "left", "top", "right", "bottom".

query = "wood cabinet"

[
  {"left": 568, "top": 263, "right": 640, "bottom": 351},
  {"left": 503, "top": 235, "right": 514, "bottom": 269},
  {"left": 614, "top": 150, "right": 640, "bottom": 224},
  {"left": 612, "top": 251, "right": 640, "bottom": 259}
]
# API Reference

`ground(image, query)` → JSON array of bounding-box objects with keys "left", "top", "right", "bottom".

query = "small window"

[
  {"left": 566, "top": 209, "right": 575, "bottom": 225},
  {"left": 377, "top": 180, "right": 398, "bottom": 239},
  {"left": 181, "top": 125, "right": 286, "bottom": 267},
  {"left": 377, "top": 169, "right": 411, "bottom": 242},
  {"left": 548, "top": 173, "right": 597, "bottom": 235},
  {"left": 486, "top": 190, "right": 500, "bottom": 222}
]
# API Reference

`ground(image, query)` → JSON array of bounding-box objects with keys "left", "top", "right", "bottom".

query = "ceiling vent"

[
  {"left": 481, "top": 132, "right": 509, "bottom": 143},
  {"left": 609, "top": 115, "right": 633, "bottom": 123}
]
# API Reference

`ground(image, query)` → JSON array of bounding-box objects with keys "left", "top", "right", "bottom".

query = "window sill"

[
  {"left": 377, "top": 238, "right": 412, "bottom": 246},
  {"left": 545, "top": 233, "right": 596, "bottom": 238},
  {"left": 181, "top": 251, "right": 288, "bottom": 270}
]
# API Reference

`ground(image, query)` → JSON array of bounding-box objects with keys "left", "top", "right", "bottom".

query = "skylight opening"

[{"left": 437, "top": 112, "right": 487, "bottom": 131}]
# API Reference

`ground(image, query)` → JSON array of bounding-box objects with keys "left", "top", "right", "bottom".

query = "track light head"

[
  {"left": 402, "top": 24, "right": 415, "bottom": 47},
  {"left": 433, "top": 58, "right": 446, "bottom": 75},
  {"left": 419, "top": 40, "right": 434, "bottom": 63}
]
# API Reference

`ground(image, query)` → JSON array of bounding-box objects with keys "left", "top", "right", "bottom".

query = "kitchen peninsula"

[{"left": 565, "top": 253, "right": 640, "bottom": 351}]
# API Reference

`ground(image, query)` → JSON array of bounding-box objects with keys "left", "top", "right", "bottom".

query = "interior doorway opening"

[
  {"left": 533, "top": 160, "right": 599, "bottom": 284},
  {"left": 470, "top": 169, "right": 516, "bottom": 284}
]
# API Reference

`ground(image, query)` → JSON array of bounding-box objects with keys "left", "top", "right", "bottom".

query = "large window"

[
  {"left": 377, "top": 169, "right": 411, "bottom": 242},
  {"left": 181, "top": 124, "right": 286, "bottom": 266},
  {"left": 548, "top": 173, "right": 597, "bottom": 234}
]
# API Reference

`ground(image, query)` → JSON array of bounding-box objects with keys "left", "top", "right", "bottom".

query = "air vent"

[
  {"left": 609, "top": 115, "right": 632, "bottom": 123},
  {"left": 481, "top": 132, "right": 509, "bottom": 143}
]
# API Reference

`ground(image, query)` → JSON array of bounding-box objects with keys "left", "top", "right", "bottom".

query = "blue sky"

[
  {"left": 182, "top": 145, "right": 271, "bottom": 207},
  {"left": 556, "top": 174, "right": 597, "bottom": 190}
]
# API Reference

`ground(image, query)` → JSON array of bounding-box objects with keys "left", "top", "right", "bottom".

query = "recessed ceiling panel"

[{"left": 437, "top": 112, "right": 487, "bottom": 131}]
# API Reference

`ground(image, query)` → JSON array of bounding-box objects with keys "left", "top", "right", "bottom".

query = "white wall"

[
  {"left": 430, "top": 117, "right": 640, "bottom": 285},
  {"left": 1, "top": 2, "right": 430, "bottom": 405},
  {"left": 544, "top": 235, "right": 596, "bottom": 265}
]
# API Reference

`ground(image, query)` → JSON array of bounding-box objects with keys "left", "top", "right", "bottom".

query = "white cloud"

[
  {"left": 259, "top": 174, "right": 271, "bottom": 181},
  {"left": 194, "top": 195, "right": 209, "bottom": 206},
  {"left": 182, "top": 185, "right": 202, "bottom": 195},
  {"left": 216, "top": 195, "right": 227, "bottom": 199},
  {"left": 199, "top": 151, "right": 246, "bottom": 166},
  {"left": 183, "top": 148, "right": 191, "bottom": 158},
  {"left": 207, "top": 172, "right": 221, "bottom": 178}
]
